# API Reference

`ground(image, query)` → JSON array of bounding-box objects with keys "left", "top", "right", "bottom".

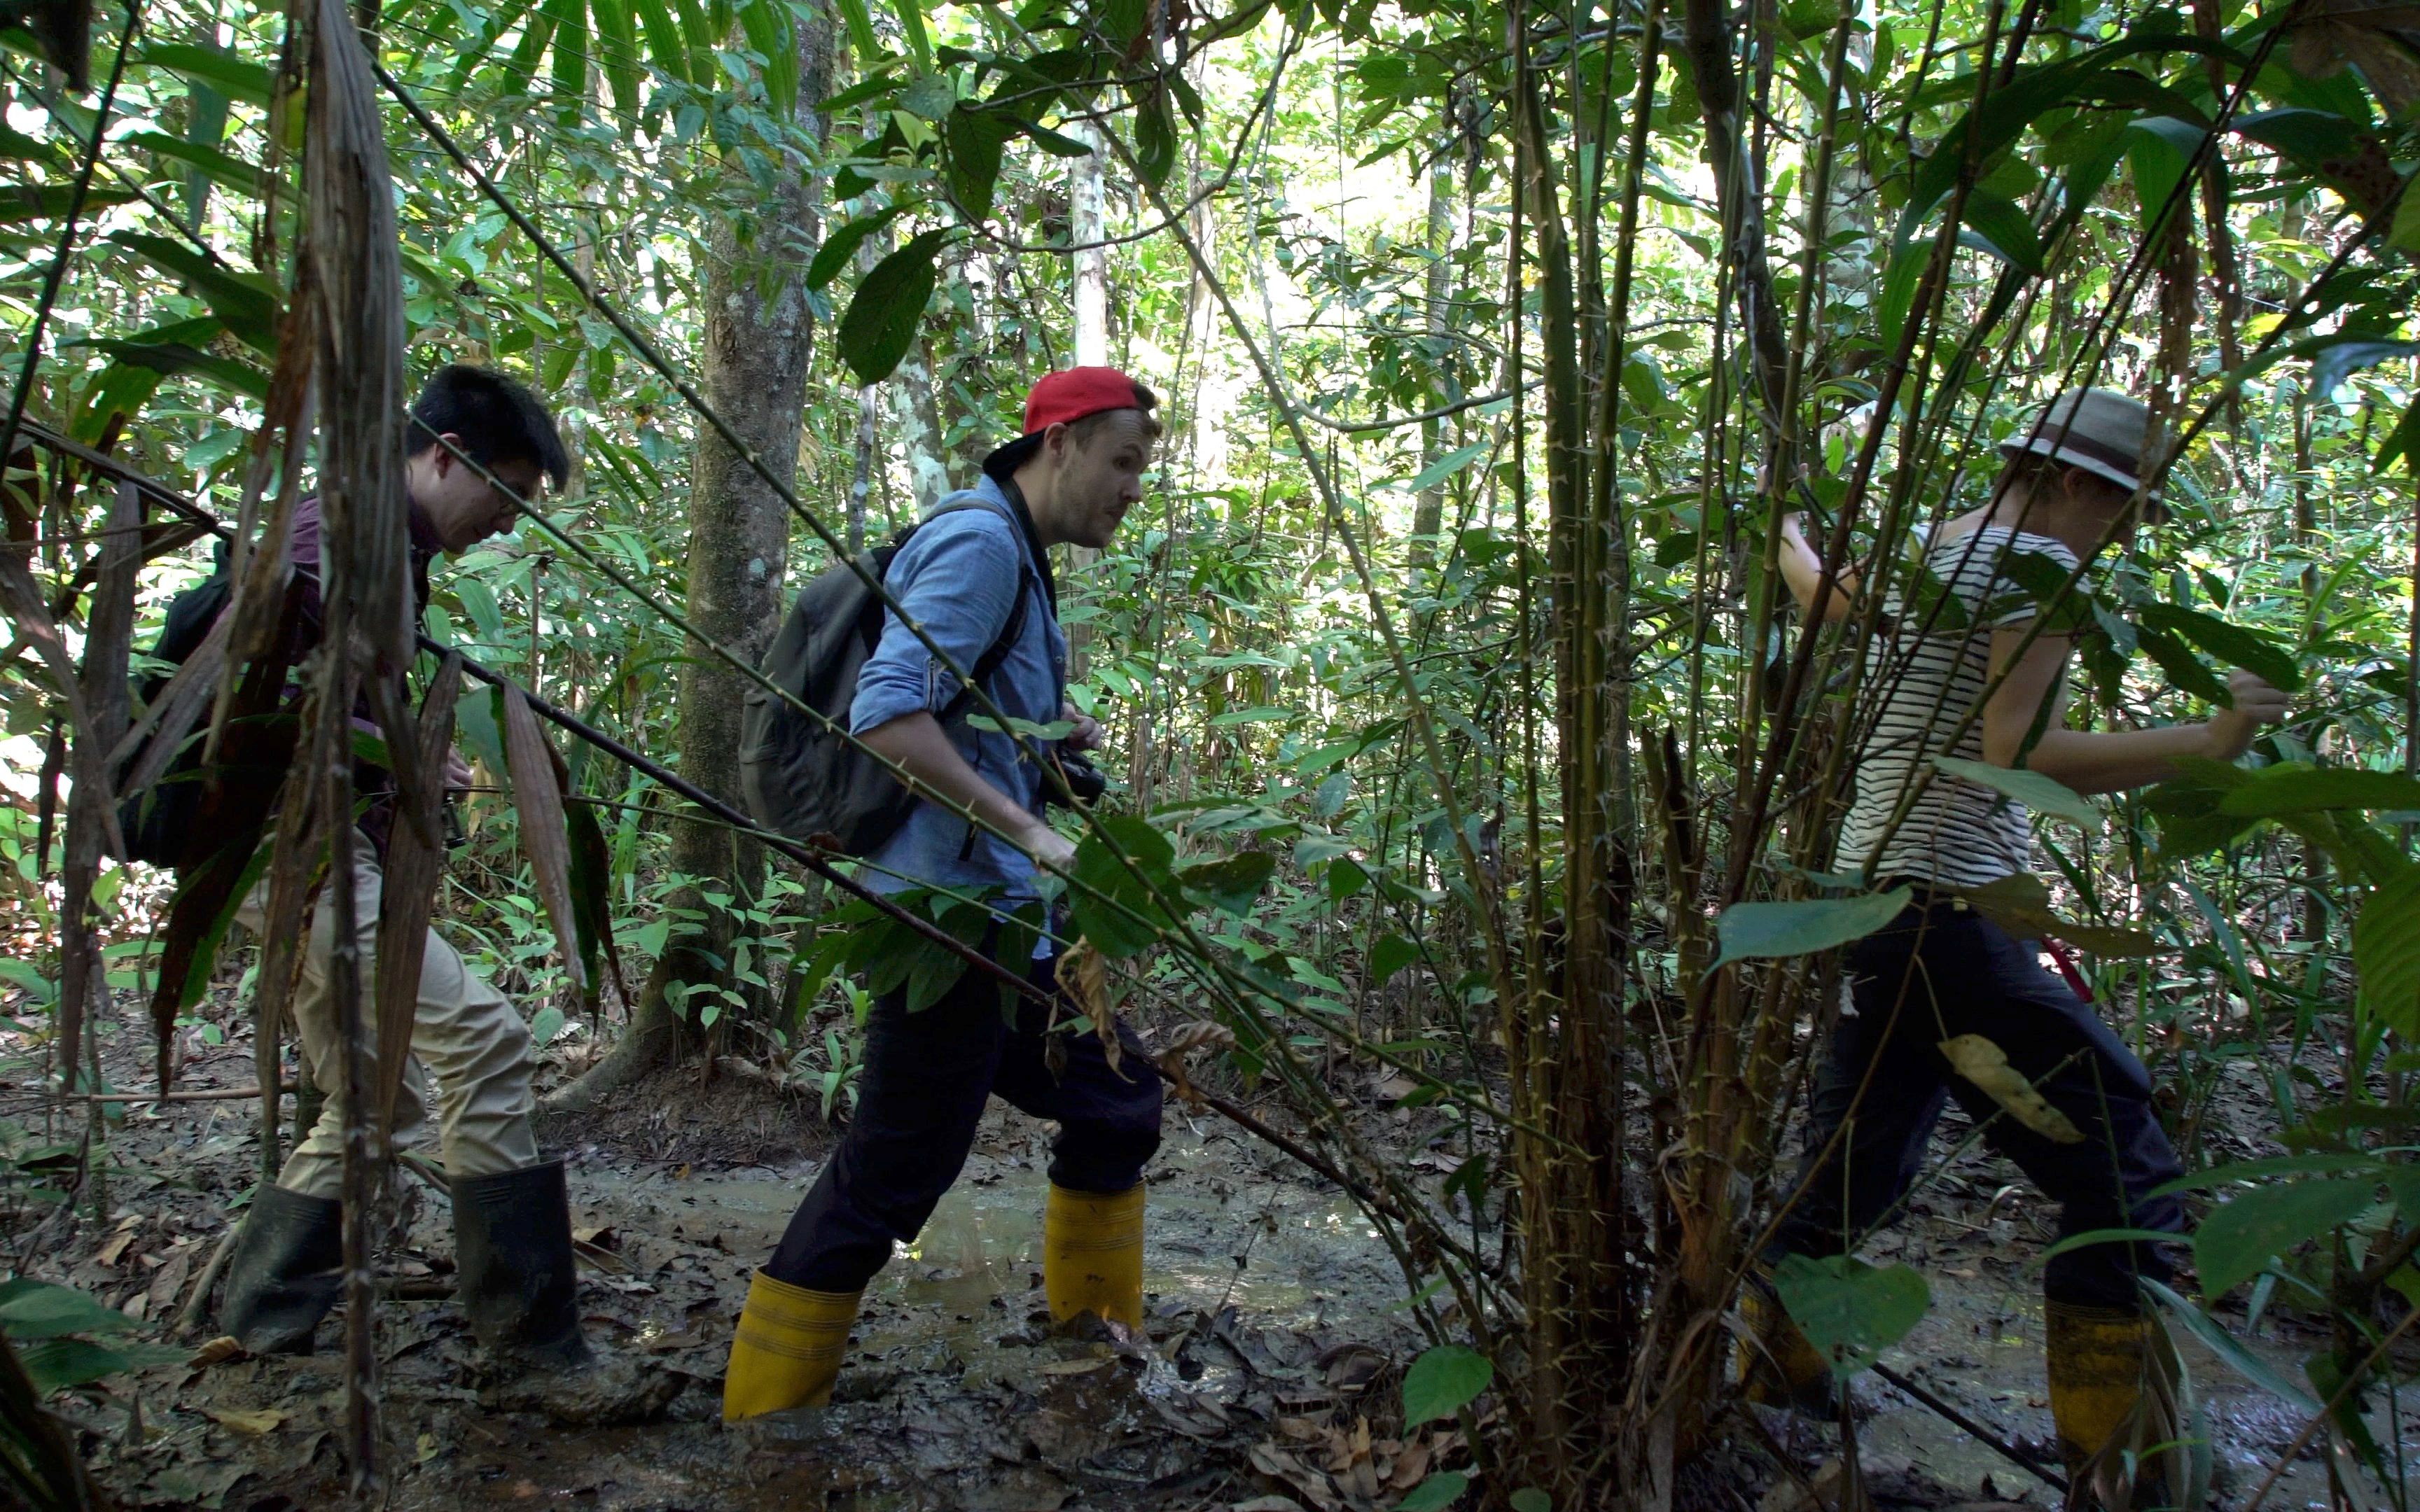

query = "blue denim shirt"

[{"left": 849, "top": 475, "right": 1065, "bottom": 904}]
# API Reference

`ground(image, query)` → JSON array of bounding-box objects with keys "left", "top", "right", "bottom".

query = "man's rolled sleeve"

[{"left": 849, "top": 510, "right": 1022, "bottom": 736}]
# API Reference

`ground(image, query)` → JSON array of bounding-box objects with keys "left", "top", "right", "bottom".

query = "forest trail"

[{"left": 13, "top": 1014, "right": 2363, "bottom": 1510}]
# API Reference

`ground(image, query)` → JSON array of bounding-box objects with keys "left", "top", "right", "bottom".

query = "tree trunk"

[
  {"left": 551, "top": 11, "right": 835, "bottom": 1109},
  {"left": 1064, "top": 121, "right": 1111, "bottom": 677},
  {"left": 1410, "top": 159, "right": 1453, "bottom": 569},
  {"left": 887, "top": 341, "right": 950, "bottom": 515}
]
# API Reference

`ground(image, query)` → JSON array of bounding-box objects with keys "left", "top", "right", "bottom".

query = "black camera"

[{"left": 1048, "top": 746, "right": 1108, "bottom": 808}]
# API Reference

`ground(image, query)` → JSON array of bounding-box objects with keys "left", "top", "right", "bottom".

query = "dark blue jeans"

[
  {"left": 1769, "top": 896, "right": 2184, "bottom": 1309},
  {"left": 765, "top": 946, "right": 1163, "bottom": 1292}
]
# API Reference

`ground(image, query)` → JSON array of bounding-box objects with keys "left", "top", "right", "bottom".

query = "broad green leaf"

[
  {"left": 530, "top": 1005, "right": 566, "bottom": 1045},
  {"left": 17, "top": 1337, "right": 179, "bottom": 1394},
  {"left": 837, "top": 228, "right": 948, "bottom": 385},
  {"left": 1369, "top": 933, "right": 1419, "bottom": 986},
  {"left": 1771, "top": 1253, "right": 1930, "bottom": 1378},
  {"left": 887, "top": 0, "right": 931, "bottom": 68},
  {"left": 1071, "top": 814, "right": 1175, "bottom": 958},
  {"left": 737, "top": 0, "right": 795, "bottom": 113},
  {"left": 0, "top": 1279, "right": 139, "bottom": 1339},
  {"left": 830, "top": 0, "right": 879, "bottom": 58},
  {"left": 2132, "top": 620, "right": 2234, "bottom": 706},
  {"left": 1176, "top": 850, "right": 1274, "bottom": 917},
  {"left": 74, "top": 339, "right": 268, "bottom": 400},
  {"left": 2355, "top": 869, "right": 2420, "bottom": 1040},
  {"left": 945, "top": 106, "right": 1012, "bottom": 221},
  {"left": 120, "top": 130, "right": 253, "bottom": 192},
  {"left": 1961, "top": 190, "right": 2043, "bottom": 274},
  {"left": 2195, "top": 1178, "right": 2374, "bottom": 1298},
  {"left": 1401, "top": 1343, "right": 1492, "bottom": 1426},
  {"left": 104, "top": 234, "right": 278, "bottom": 352},
  {"left": 1398, "top": 1472, "right": 1472, "bottom": 1511},
  {"left": 898, "top": 71, "right": 956, "bottom": 120},
  {"left": 1509, "top": 1492, "right": 1554, "bottom": 1512},
  {"left": 0, "top": 184, "right": 139, "bottom": 225},
  {"left": 807, "top": 202, "right": 913, "bottom": 290},
  {"left": 2218, "top": 765, "right": 2420, "bottom": 818},
  {"left": 630, "top": 0, "right": 692, "bottom": 85},
  {"left": 1712, "top": 886, "right": 1910, "bottom": 968},
  {"left": 1930, "top": 755, "right": 2098, "bottom": 828},
  {"left": 139, "top": 41, "right": 274, "bottom": 105},
  {"left": 591, "top": 0, "right": 645, "bottom": 117},
  {"left": 542, "top": 0, "right": 589, "bottom": 119},
  {"left": 1401, "top": 441, "right": 1489, "bottom": 493},
  {"left": 1016, "top": 115, "right": 1094, "bottom": 158},
  {"left": 2136, "top": 602, "right": 2300, "bottom": 692}
]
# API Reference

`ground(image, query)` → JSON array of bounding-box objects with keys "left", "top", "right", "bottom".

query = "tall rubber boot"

[
  {"left": 218, "top": 1184, "right": 344, "bottom": 1354},
  {"left": 1737, "top": 1270, "right": 1839, "bottom": 1417},
  {"left": 722, "top": 1270, "right": 863, "bottom": 1420},
  {"left": 2045, "top": 1300, "right": 2204, "bottom": 1511},
  {"left": 1043, "top": 1182, "right": 1144, "bottom": 1333},
  {"left": 452, "top": 1160, "right": 675, "bottom": 1424}
]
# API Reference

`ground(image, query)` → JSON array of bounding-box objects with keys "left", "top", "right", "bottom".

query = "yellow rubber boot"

[
  {"left": 2045, "top": 1299, "right": 2200, "bottom": 1511},
  {"left": 1044, "top": 1182, "right": 1145, "bottom": 1332},
  {"left": 1737, "top": 1274, "right": 1837, "bottom": 1416},
  {"left": 721, "top": 1270, "right": 862, "bottom": 1421}
]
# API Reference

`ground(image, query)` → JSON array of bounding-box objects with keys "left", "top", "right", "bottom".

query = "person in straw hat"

[{"left": 1752, "top": 389, "right": 2289, "bottom": 1504}]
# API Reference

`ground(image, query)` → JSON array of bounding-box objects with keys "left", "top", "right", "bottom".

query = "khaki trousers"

[{"left": 237, "top": 829, "right": 539, "bottom": 1198}]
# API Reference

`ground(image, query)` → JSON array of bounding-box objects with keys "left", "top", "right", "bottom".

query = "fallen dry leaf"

[
  {"left": 206, "top": 1406, "right": 287, "bottom": 1436},
  {"left": 1038, "top": 1357, "right": 1110, "bottom": 1377},
  {"left": 188, "top": 1336, "right": 245, "bottom": 1368}
]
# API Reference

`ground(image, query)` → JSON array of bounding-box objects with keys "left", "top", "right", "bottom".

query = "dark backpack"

[
  {"left": 740, "top": 498, "right": 1036, "bottom": 856},
  {"left": 116, "top": 547, "right": 236, "bottom": 867}
]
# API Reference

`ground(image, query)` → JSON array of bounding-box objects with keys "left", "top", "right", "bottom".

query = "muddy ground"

[{"left": 0, "top": 1001, "right": 2390, "bottom": 1511}]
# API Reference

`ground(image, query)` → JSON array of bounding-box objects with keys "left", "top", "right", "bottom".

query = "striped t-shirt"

[{"left": 1836, "top": 524, "right": 2081, "bottom": 888}]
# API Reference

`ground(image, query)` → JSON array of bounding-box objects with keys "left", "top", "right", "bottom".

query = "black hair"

[
  {"left": 406, "top": 364, "right": 569, "bottom": 489},
  {"left": 980, "top": 379, "right": 1161, "bottom": 482}
]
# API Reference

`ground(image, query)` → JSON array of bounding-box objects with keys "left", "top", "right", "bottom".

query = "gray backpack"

[{"left": 739, "top": 498, "right": 1034, "bottom": 856}]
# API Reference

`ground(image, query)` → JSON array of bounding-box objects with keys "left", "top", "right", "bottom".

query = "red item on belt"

[
  {"left": 1022, "top": 367, "right": 1151, "bottom": 434},
  {"left": 2040, "top": 937, "right": 2094, "bottom": 1004}
]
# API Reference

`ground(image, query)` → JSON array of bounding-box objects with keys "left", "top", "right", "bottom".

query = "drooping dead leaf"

[
  {"left": 375, "top": 655, "right": 461, "bottom": 1138},
  {"left": 501, "top": 684, "right": 590, "bottom": 997},
  {"left": 1961, "top": 874, "right": 2157, "bottom": 958},
  {"left": 1938, "top": 1035, "right": 2085, "bottom": 1144},
  {"left": 205, "top": 1406, "right": 288, "bottom": 1436},
  {"left": 1156, "top": 1018, "right": 1235, "bottom": 1108},
  {"left": 1055, "top": 940, "right": 1117, "bottom": 1077}
]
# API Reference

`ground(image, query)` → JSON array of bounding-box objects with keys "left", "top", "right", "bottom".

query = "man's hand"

[
  {"left": 444, "top": 750, "right": 475, "bottom": 792},
  {"left": 1018, "top": 820, "right": 1077, "bottom": 872},
  {"left": 1062, "top": 699, "right": 1103, "bottom": 753},
  {"left": 2204, "top": 669, "right": 2292, "bottom": 760}
]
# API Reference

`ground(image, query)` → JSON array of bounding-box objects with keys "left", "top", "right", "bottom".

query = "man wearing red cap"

[{"left": 722, "top": 368, "right": 1166, "bottom": 1418}]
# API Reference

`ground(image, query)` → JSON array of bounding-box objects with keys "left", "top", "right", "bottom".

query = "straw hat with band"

[{"left": 1998, "top": 388, "right": 2164, "bottom": 514}]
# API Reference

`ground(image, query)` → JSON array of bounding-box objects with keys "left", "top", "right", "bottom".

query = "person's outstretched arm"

[
  {"left": 1779, "top": 513, "right": 1859, "bottom": 623},
  {"left": 861, "top": 713, "right": 1073, "bottom": 869},
  {"left": 1982, "top": 629, "right": 2290, "bottom": 794}
]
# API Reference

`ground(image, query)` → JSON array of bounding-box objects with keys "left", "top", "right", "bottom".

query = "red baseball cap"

[{"left": 1022, "top": 366, "right": 1153, "bottom": 435}]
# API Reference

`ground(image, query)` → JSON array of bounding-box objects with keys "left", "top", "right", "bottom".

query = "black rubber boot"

[
  {"left": 218, "top": 1184, "right": 344, "bottom": 1354},
  {"left": 451, "top": 1159, "right": 676, "bottom": 1424}
]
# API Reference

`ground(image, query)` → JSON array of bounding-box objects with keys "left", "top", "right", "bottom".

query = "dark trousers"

[
  {"left": 1769, "top": 897, "right": 2184, "bottom": 1309},
  {"left": 765, "top": 946, "right": 1164, "bottom": 1292}
]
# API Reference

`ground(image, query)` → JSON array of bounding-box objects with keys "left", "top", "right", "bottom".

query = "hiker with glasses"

[
  {"left": 723, "top": 368, "right": 1165, "bottom": 1420},
  {"left": 1749, "top": 390, "right": 2289, "bottom": 1502},
  {"left": 132, "top": 366, "right": 670, "bottom": 1423}
]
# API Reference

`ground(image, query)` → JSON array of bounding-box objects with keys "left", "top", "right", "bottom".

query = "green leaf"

[
  {"left": 0, "top": 183, "right": 139, "bottom": 225},
  {"left": 887, "top": 0, "right": 932, "bottom": 68},
  {"left": 737, "top": 0, "right": 795, "bottom": 113},
  {"left": 529, "top": 1005, "right": 566, "bottom": 1045},
  {"left": 1961, "top": 190, "right": 2044, "bottom": 274},
  {"left": 1370, "top": 933, "right": 1419, "bottom": 986},
  {"left": 1930, "top": 755, "right": 2099, "bottom": 828},
  {"left": 1016, "top": 115, "right": 1094, "bottom": 157},
  {"left": 2141, "top": 1278, "right": 2321, "bottom": 1414},
  {"left": 1176, "top": 850, "right": 1274, "bottom": 917},
  {"left": 2218, "top": 765, "right": 2420, "bottom": 818},
  {"left": 630, "top": 0, "right": 692, "bottom": 85},
  {"left": 121, "top": 130, "right": 254, "bottom": 191},
  {"left": 945, "top": 106, "right": 1012, "bottom": 220},
  {"left": 1713, "top": 887, "right": 1911, "bottom": 968},
  {"left": 2130, "top": 620, "right": 2234, "bottom": 706},
  {"left": 807, "top": 202, "right": 913, "bottom": 290},
  {"left": 1509, "top": 1492, "right": 1555, "bottom": 1512},
  {"left": 104, "top": 233, "right": 277, "bottom": 353},
  {"left": 1397, "top": 1472, "right": 1472, "bottom": 1512},
  {"left": 2136, "top": 602, "right": 2301, "bottom": 692},
  {"left": 0, "top": 1279, "right": 139, "bottom": 1340},
  {"left": 1401, "top": 1343, "right": 1492, "bottom": 1427},
  {"left": 1071, "top": 814, "right": 1175, "bottom": 958},
  {"left": 898, "top": 71, "right": 956, "bottom": 119},
  {"left": 1770, "top": 1253, "right": 1931, "bottom": 1378},
  {"left": 2195, "top": 1178, "right": 2374, "bottom": 1298},
  {"left": 139, "top": 41, "right": 274, "bottom": 106},
  {"left": 2355, "top": 868, "right": 2420, "bottom": 1040},
  {"left": 591, "top": 0, "right": 645, "bottom": 117},
  {"left": 543, "top": 0, "right": 590, "bottom": 119},
  {"left": 18, "top": 1337, "right": 154, "bottom": 1394},
  {"left": 74, "top": 339, "right": 268, "bottom": 400},
  {"left": 1132, "top": 85, "right": 1177, "bottom": 188},
  {"left": 1401, "top": 441, "right": 1489, "bottom": 493},
  {"left": 837, "top": 228, "right": 948, "bottom": 385}
]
